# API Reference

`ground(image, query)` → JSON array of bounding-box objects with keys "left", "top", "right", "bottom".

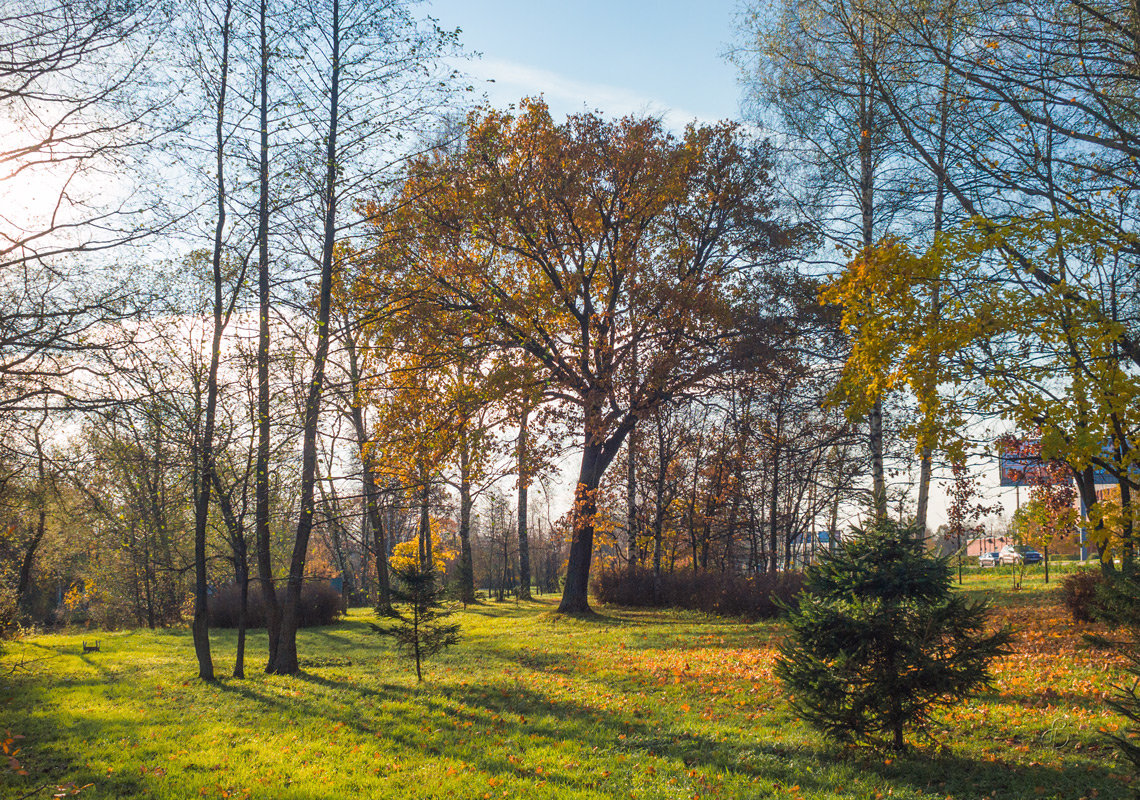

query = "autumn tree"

[
  {"left": 822, "top": 236, "right": 971, "bottom": 532},
  {"left": 1011, "top": 484, "right": 1077, "bottom": 584},
  {"left": 861, "top": 217, "right": 1139, "bottom": 573},
  {"left": 733, "top": 0, "right": 915, "bottom": 520},
  {"left": 329, "top": 257, "right": 401, "bottom": 611},
  {"left": 259, "top": 0, "right": 458, "bottom": 675},
  {"left": 388, "top": 99, "right": 807, "bottom": 612},
  {"left": 845, "top": 0, "right": 1140, "bottom": 549},
  {"left": 945, "top": 461, "right": 998, "bottom": 584}
]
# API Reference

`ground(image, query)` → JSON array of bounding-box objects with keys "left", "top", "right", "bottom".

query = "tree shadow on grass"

[
  {"left": 211, "top": 673, "right": 623, "bottom": 795},
  {"left": 975, "top": 686, "right": 1110, "bottom": 714},
  {"left": 12, "top": 658, "right": 1132, "bottom": 800},
  {"left": 851, "top": 746, "right": 1131, "bottom": 799}
]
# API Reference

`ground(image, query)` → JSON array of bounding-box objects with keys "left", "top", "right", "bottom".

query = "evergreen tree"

[
  {"left": 776, "top": 519, "right": 1010, "bottom": 750},
  {"left": 373, "top": 562, "right": 460, "bottom": 682}
]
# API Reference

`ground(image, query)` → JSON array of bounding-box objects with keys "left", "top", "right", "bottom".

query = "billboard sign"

[
  {"left": 998, "top": 437, "right": 1138, "bottom": 487},
  {"left": 997, "top": 439, "right": 1070, "bottom": 487}
]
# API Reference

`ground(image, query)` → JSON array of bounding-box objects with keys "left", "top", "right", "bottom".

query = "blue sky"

[
  {"left": 427, "top": 0, "right": 745, "bottom": 129},
  {"left": 419, "top": 1, "right": 1028, "bottom": 532}
]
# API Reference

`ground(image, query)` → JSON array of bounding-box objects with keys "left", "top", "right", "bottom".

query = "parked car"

[
  {"left": 999, "top": 545, "right": 1043, "bottom": 565},
  {"left": 978, "top": 551, "right": 1001, "bottom": 567}
]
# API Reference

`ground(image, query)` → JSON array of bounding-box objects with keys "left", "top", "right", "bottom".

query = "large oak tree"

[{"left": 384, "top": 99, "right": 807, "bottom": 611}]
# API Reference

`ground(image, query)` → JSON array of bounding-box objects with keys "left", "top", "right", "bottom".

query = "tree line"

[{"left": 0, "top": 0, "right": 1136, "bottom": 680}]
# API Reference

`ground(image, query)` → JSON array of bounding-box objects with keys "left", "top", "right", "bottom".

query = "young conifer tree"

[
  {"left": 776, "top": 519, "right": 1010, "bottom": 750},
  {"left": 374, "top": 562, "right": 460, "bottom": 682}
]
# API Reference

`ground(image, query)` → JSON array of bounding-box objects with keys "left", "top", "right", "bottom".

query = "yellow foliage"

[
  {"left": 304, "top": 546, "right": 340, "bottom": 580},
  {"left": 822, "top": 235, "right": 970, "bottom": 458},
  {"left": 1087, "top": 487, "right": 1140, "bottom": 559},
  {"left": 62, "top": 584, "right": 83, "bottom": 612},
  {"left": 390, "top": 529, "right": 457, "bottom": 574},
  {"left": 63, "top": 580, "right": 103, "bottom": 612}
]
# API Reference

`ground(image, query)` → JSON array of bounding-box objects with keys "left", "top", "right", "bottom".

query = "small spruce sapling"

[
  {"left": 372, "top": 561, "right": 460, "bottom": 682},
  {"left": 776, "top": 519, "right": 1011, "bottom": 750}
]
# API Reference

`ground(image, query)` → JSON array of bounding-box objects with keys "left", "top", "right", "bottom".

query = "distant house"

[
  {"left": 965, "top": 532, "right": 1011, "bottom": 558},
  {"left": 963, "top": 530, "right": 1081, "bottom": 558},
  {"left": 788, "top": 530, "right": 834, "bottom": 567}
]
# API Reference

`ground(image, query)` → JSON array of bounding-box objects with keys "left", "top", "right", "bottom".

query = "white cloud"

[{"left": 466, "top": 57, "right": 717, "bottom": 131}]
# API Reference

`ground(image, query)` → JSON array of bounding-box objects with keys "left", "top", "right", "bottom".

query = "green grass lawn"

[{"left": 0, "top": 574, "right": 1133, "bottom": 799}]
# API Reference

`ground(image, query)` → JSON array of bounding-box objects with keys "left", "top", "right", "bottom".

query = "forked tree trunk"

[
  {"left": 211, "top": 472, "right": 248, "bottom": 678},
  {"left": 558, "top": 411, "right": 635, "bottom": 613},
  {"left": 17, "top": 422, "right": 49, "bottom": 611}
]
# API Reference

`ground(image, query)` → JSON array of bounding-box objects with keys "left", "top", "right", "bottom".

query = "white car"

[{"left": 998, "top": 545, "right": 1043, "bottom": 566}]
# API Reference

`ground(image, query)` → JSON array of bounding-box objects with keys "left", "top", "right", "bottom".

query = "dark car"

[
  {"left": 978, "top": 551, "right": 1001, "bottom": 567},
  {"left": 999, "top": 545, "right": 1043, "bottom": 565}
]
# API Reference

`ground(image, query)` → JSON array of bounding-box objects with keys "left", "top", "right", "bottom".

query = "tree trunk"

[
  {"left": 418, "top": 480, "right": 431, "bottom": 570},
  {"left": 342, "top": 325, "right": 390, "bottom": 611},
  {"left": 558, "top": 409, "right": 635, "bottom": 612},
  {"left": 829, "top": 481, "right": 840, "bottom": 553},
  {"left": 768, "top": 443, "right": 780, "bottom": 574},
  {"left": 234, "top": 543, "right": 248, "bottom": 679},
  {"left": 517, "top": 404, "right": 532, "bottom": 600},
  {"left": 868, "top": 398, "right": 887, "bottom": 522},
  {"left": 17, "top": 424, "right": 48, "bottom": 610},
  {"left": 254, "top": 0, "right": 280, "bottom": 672},
  {"left": 915, "top": 448, "right": 932, "bottom": 535},
  {"left": 142, "top": 528, "right": 155, "bottom": 629},
  {"left": 211, "top": 471, "right": 247, "bottom": 678},
  {"left": 269, "top": 0, "right": 340, "bottom": 675},
  {"left": 916, "top": 52, "right": 951, "bottom": 539},
  {"left": 458, "top": 429, "right": 476, "bottom": 604},
  {"left": 652, "top": 418, "right": 667, "bottom": 585},
  {"left": 858, "top": 65, "right": 887, "bottom": 523},
  {"left": 1075, "top": 468, "right": 1113, "bottom": 574},
  {"left": 626, "top": 447, "right": 637, "bottom": 567},
  {"left": 193, "top": 0, "right": 235, "bottom": 682},
  {"left": 366, "top": 467, "right": 390, "bottom": 612},
  {"left": 17, "top": 511, "right": 46, "bottom": 611},
  {"left": 559, "top": 444, "right": 603, "bottom": 613},
  {"left": 1114, "top": 417, "right": 1134, "bottom": 576}
]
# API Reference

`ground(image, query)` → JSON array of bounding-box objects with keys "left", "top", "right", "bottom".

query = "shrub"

[
  {"left": 296, "top": 581, "right": 343, "bottom": 628},
  {"left": 776, "top": 519, "right": 1011, "bottom": 750},
  {"left": 592, "top": 567, "right": 803, "bottom": 619},
  {"left": 1059, "top": 569, "right": 1106, "bottom": 622},
  {"left": 1083, "top": 573, "right": 1140, "bottom": 780},
  {"left": 208, "top": 581, "right": 342, "bottom": 629}
]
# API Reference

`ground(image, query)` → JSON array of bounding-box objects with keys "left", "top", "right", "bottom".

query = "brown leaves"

[{"left": 2, "top": 729, "right": 25, "bottom": 776}]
